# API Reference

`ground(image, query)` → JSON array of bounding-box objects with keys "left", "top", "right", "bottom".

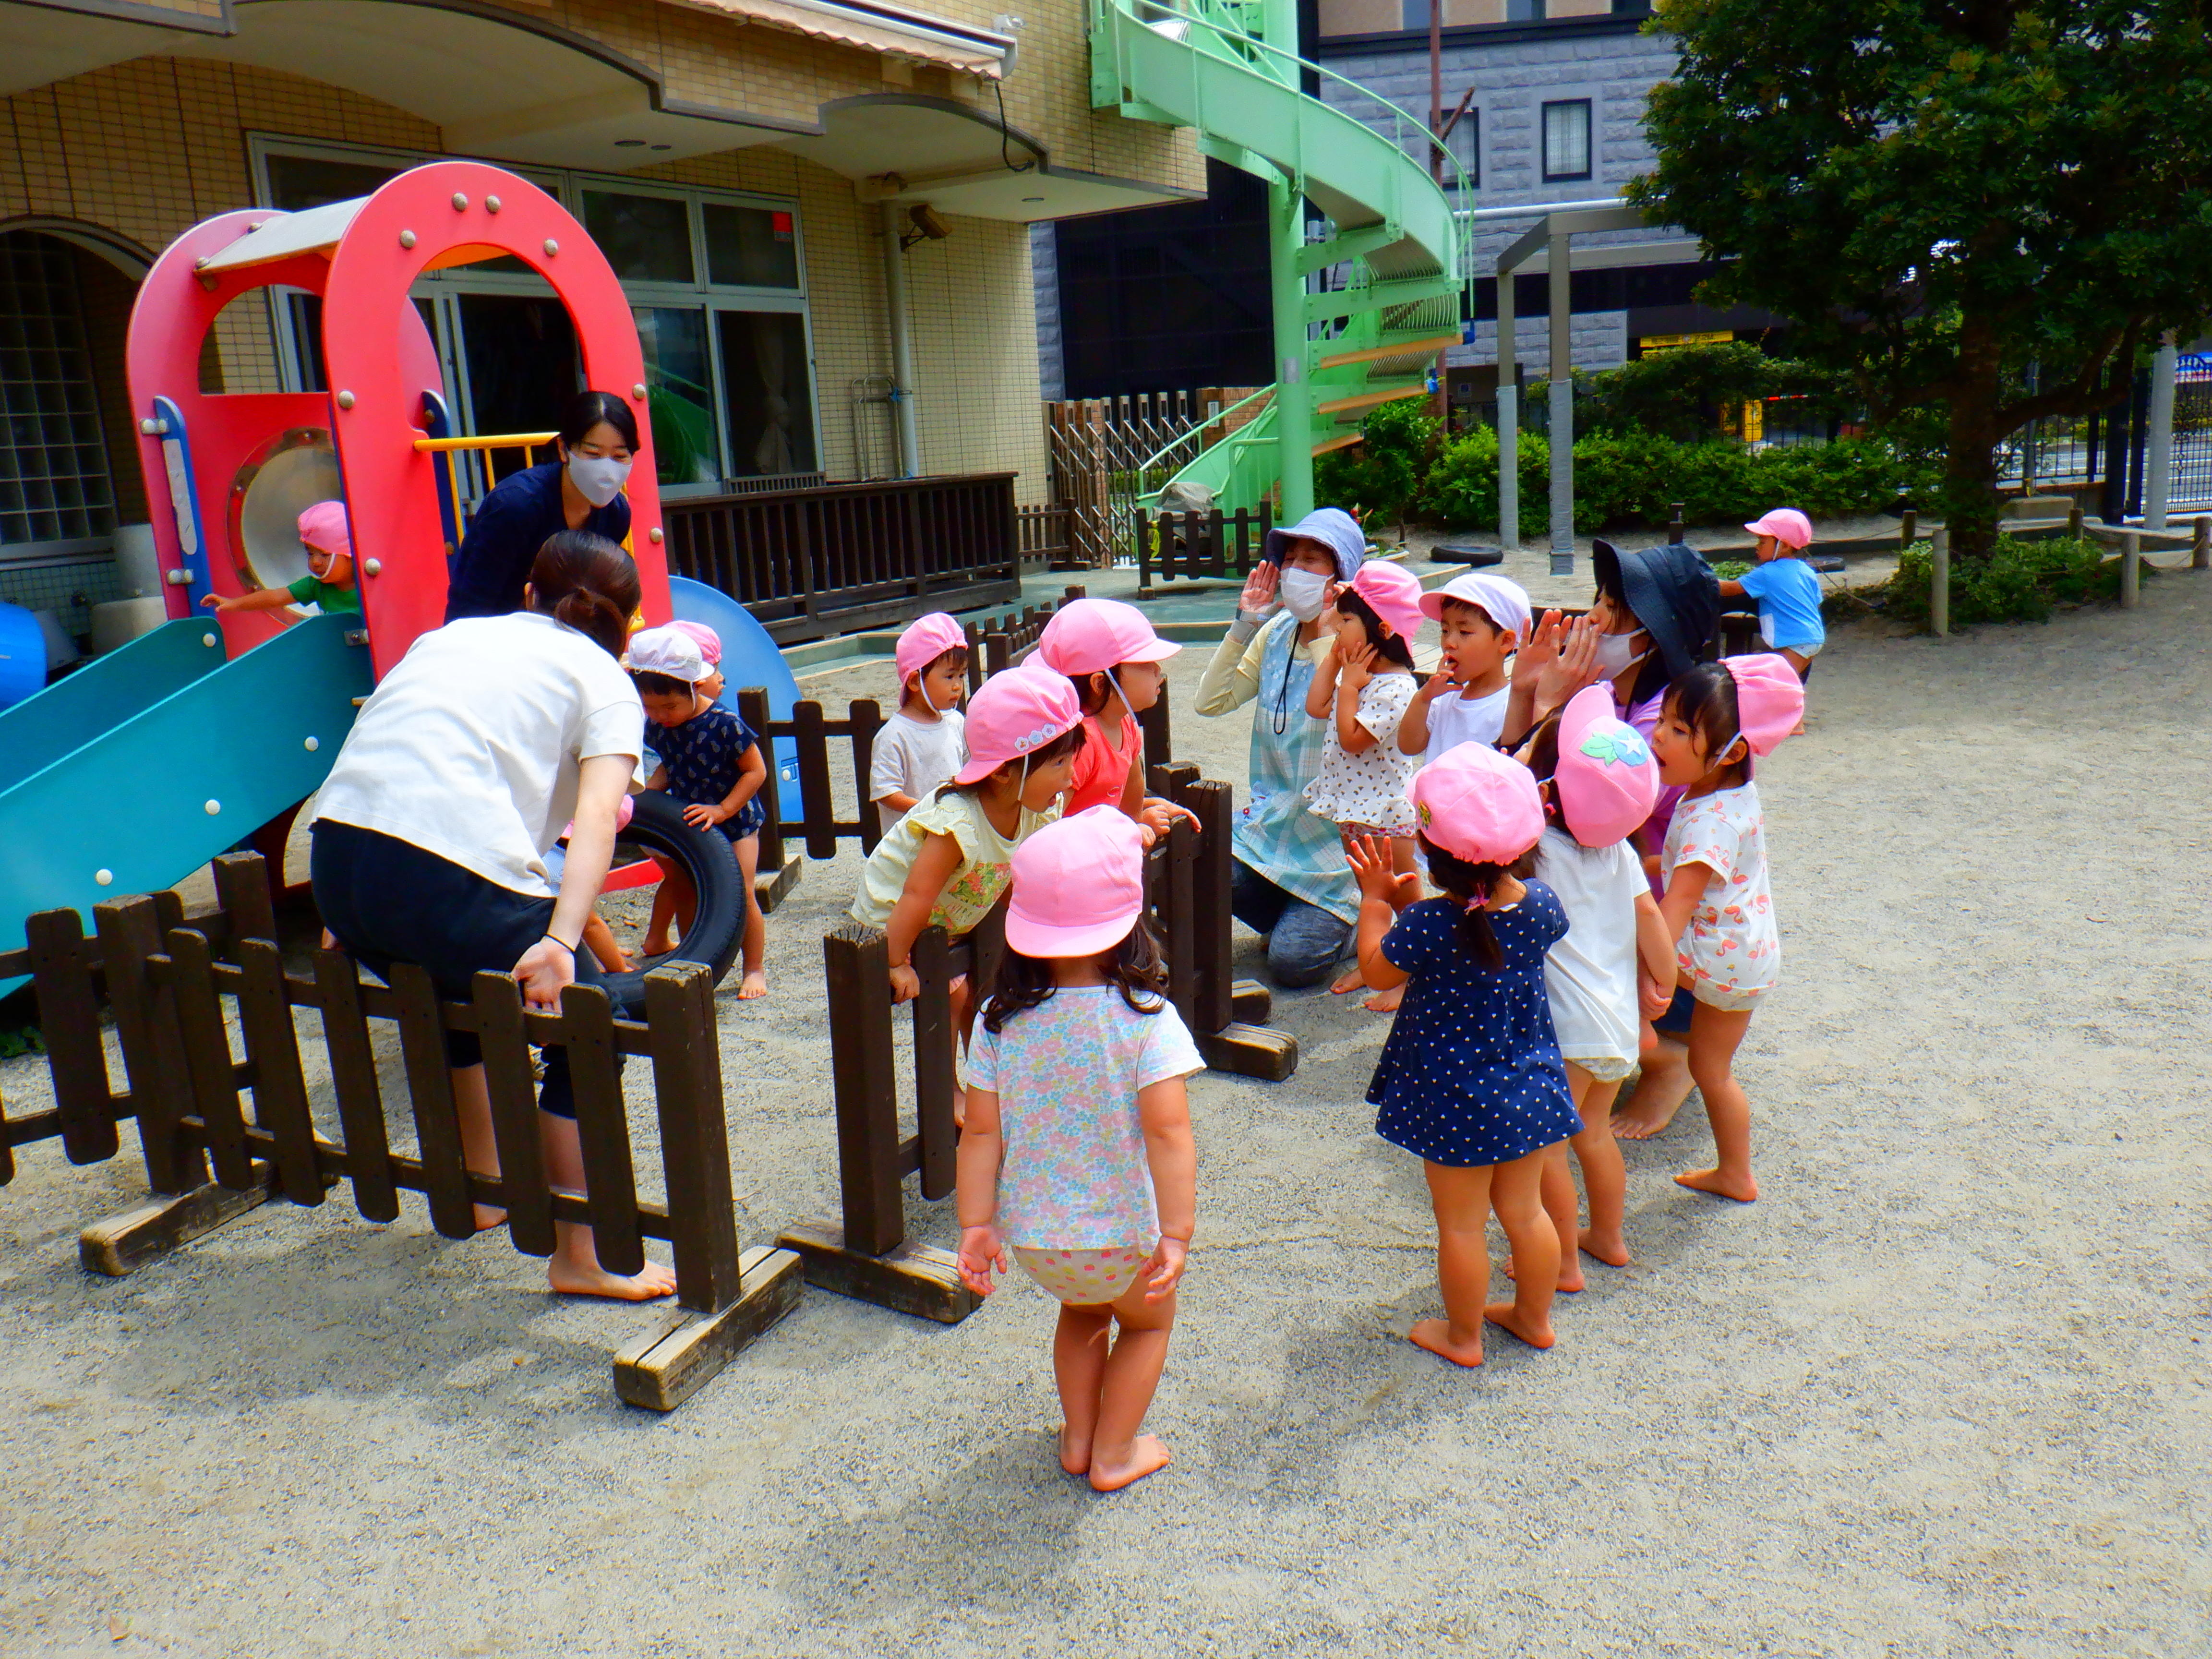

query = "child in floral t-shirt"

[{"left": 1649, "top": 656, "right": 1804, "bottom": 1206}]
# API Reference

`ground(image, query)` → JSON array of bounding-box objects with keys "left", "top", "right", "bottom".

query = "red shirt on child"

[{"left": 1066, "top": 711, "right": 1141, "bottom": 815}]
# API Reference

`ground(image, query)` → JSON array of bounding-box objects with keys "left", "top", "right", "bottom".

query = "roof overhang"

[{"left": 666, "top": 0, "right": 1016, "bottom": 78}]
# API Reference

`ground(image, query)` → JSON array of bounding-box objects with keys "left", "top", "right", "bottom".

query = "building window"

[
  {"left": 1541, "top": 99, "right": 1593, "bottom": 182},
  {"left": 1445, "top": 107, "right": 1479, "bottom": 186},
  {"left": 1506, "top": 0, "right": 1544, "bottom": 19},
  {"left": 252, "top": 136, "right": 819, "bottom": 497},
  {"left": 0, "top": 234, "right": 116, "bottom": 551}
]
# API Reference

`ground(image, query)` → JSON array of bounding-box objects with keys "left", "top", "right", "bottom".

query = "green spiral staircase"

[{"left": 1090, "top": 0, "right": 1470, "bottom": 520}]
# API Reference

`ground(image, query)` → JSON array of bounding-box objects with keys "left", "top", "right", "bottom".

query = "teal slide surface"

[{"left": 0, "top": 613, "right": 371, "bottom": 980}]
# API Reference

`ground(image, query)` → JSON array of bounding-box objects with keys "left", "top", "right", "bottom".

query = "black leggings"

[{"left": 310, "top": 820, "right": 626, "bottom": 1118}]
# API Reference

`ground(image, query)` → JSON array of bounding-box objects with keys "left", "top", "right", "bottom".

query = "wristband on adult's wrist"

[{"left": 543, "top": 934, "right": 577, "bottom": 954}]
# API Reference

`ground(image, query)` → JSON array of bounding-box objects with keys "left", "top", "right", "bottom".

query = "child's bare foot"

[
  {"left": 1676, "top": 1166, "right": 1758, "bottom": 1202},
  {"left": 1330, "top": 965, "right": 1368, "bottom": 996},
  {"left": 473, "top": 1203, "right": 508, "bottom": 1233},
  {"left": 642, "top": 934, "right": 673, "bottom": 958},
  {"left": 1579, "top": 1227, "right": 1632, "bottom": 1267},
  {"left": 1361, "top": 984, "right": 1404, "bottom": 1013},
  {"left": 1088, "top": 1435, "right": 1170, "bottom": 1491},
  {"left": 547, "top": 1256, "right": 678, "bottom": 1300},
  {"left": 1058, "top": 1425, "right": 1091, "bottom": 1477},
  {"left": 737, "top": 968, "right": 768, "bottom": 1000},
  {"left": 1409, "top": 1317, "right": 1484, "bottom": 1368},
  {"left": 1502, "top": 1256, "right": 1584, "bottom": 1293},
  {"left": 1611, "top": 1099, "right": 1680, "bottom": 1140},
  {"left": 1483, "top": 1301, "right": 1556, "bottom": 1350}
]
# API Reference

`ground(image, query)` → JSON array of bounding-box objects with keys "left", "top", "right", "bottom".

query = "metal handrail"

[{"left": 1131, "top": 384, "right": 1276, "bottom": 477}]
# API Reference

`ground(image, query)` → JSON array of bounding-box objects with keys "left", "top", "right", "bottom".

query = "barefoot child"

[
  {"left": 1647, "top": 656, "right": 1805, "bottom": 1202},
  {"left": 1347, "top": 745, "right": 1584, "bottom": 1365},
  {"left": 1720, "top": 509, "right": 1825, "bottom": 682},
  {"left": 1520, "top": 687, "right": 1676, "bottom": 1286},
  {"left": 1035, "top": 598, "right": 1183, "bottom": 817},
  {"left": 201, "top": 501, "right": 358, "bottom": 616},
  {"left": 869, "top": 613, "right": 969, "bottom": 834},
  {"left": 1399, "top": 572, "right": 1531, "bottom": 762},
  {"left": 851, "top": 663, "right": 1083, "bottom": 1017},
  {"left": 629, "top": 625, "right": 771, "bottom": 999},
  {"left": 956, "top": 806, "right": 1200, "bottom": 1492},
  {"left": 1306, "top": 562, "right": 1427, "bottom": 1009}
]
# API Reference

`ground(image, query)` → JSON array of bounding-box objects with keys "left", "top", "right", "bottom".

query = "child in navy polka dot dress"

[{"left": 1347, "top": 742, "right": 1584, "bottom": 1368}]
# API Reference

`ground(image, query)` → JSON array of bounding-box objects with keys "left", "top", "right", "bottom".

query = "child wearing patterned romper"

[
  {"left": 957, "top": 806, "right": 1201, "bottom": 1493},
  {"left": 1648, "top": 655, "right": 1804, "bottom": 1205},
  {"left": 629, "top": 625, "right": 771, "bottom": 998}
]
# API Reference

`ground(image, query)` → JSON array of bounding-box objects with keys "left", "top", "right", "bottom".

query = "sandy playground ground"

[{"left": 1, "top": 569, "right": 2208, "bottom": 1657}]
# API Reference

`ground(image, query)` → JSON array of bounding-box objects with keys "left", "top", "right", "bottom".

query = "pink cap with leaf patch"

[{"left": 1553, "top": 684, "right": 1659, "bottom": 848}]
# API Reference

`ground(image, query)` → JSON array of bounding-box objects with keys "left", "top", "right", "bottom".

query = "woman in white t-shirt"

[{"left": 310, "top": 531, "right": 673, "bottom": 1301}]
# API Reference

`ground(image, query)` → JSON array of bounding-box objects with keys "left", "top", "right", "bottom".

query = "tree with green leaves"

[{"left": 1631, "top": 0, "right": 2212, "bottom": 556}]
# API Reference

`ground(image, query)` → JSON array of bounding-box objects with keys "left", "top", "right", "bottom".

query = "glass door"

[{"left": 715, "top": 310, "right": 817, "bottom": 479}]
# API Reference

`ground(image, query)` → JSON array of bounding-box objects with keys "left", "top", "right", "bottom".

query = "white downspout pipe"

[
  {"left": 1496, "top": 252, "right": 1517, "bottom": 552},
  {"left": 882, "top": 202, "right": 923, "bottom": 479},
  {"left": 1547, "top": 224, "right": 1574, "bottom": 578},
  {"left": 2145, "top": 335, "right": 2177, "bottom": 531}
]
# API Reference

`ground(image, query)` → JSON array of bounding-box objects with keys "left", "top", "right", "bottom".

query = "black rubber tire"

[{"left": 596, "top": 788, "right": 745, "bottom": 1006}]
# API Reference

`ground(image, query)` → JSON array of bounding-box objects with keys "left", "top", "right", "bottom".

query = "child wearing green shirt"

[{"left": 202, "top": 500, "right": 360, "bottom": 616}]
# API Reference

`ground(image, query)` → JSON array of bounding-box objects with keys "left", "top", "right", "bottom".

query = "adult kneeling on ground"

[
  {"left": 1192, "top": 506, "right": 1368, "bottom": 987},
  {"left": 310, "top": 530, "right": 675, "bottom": 1300}
]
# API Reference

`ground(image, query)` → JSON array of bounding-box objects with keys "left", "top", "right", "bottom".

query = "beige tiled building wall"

[{"left": 1, "top": 46, "right": 1070, "bottom": 499}]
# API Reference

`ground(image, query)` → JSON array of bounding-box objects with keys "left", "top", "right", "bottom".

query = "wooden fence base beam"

[
  {"left": 79, "top": 1163, "right": 277, "bottom": 1278},
  {"left": 612, "top": 1245, "right": 804, "bottom": 1412},
  {"left": 1198, "top": 1023, "right": 1300, "bottom": 1084},
  {"left": 774, "top": 1220, "right": 979, "bottom": 1324},
  {"left": 755, "top": 852, "right": 804, "bottom": 917},
  {"left": 1230, "top": 978, "right": 1272, "bottom": 1026}
]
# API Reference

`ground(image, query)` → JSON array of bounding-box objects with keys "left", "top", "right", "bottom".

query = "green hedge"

[
  {"left": 1881, "top": 534, "right": 2122, "bottom": 629},
  {"left": 1423, "top": 425, "right": 1553, "bottom": 541}
]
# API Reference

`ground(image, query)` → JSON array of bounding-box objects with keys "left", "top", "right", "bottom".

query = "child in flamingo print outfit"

[{"left": 1649, "top": 655, "right": 1803, "bottom": 1204}]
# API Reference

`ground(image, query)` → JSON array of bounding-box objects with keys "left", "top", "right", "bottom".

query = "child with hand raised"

[
  {"left": 1305, "top": 561, "right": 1428, "bottom": 1010},
  {"left": 1519, "top": 687, "right": 1677, "bottom": 1286},
  {"left": 851, "top": 663, "right": 1082, "bottom": 1009},
  {"left": 202, "top": 501, "right": 358, "bottom": 617},
  {"left": 870, "top": 612, "right": 969, "bottom": 834},
  {"left": 1398, "top": 572, "right": 1531, "bottom": 762},
  {"left": 630, "top": 625, "right": 771, "bottom": 999},
  {"left": 956, "top": 806, "right": 1201, "bottom": 1492},
  {"left": 1348, "top": 744, "right": 1585, "bottom": 1366},
  {"left": 1647, "top": 656, "right": 1804, "bottom": 1203}
]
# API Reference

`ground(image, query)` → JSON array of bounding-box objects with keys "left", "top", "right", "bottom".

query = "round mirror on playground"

[{"left": 228, "top": 427, "right": 343, "bottom": 605}]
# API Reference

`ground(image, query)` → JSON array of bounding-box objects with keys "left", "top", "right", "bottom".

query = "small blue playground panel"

[
  {"left": 668, "top": 575, "right": 806, "bottom": 807},
  {"left": 0, "top": 602, "right": 46, "bottom": 713}
]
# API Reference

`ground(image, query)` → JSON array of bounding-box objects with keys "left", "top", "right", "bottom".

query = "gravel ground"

[{"left": 2, "top": 577, "right": 2209, "bottom": 1657}]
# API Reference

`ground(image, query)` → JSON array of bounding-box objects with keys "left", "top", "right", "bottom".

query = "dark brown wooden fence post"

[
  {"left": 24, "top": 909, "right": 119, "bottom": 1166},
  {"left": 737, "top": 688, "right": 785, "bottom": 877},
  {"left": 94, "top": 895, "right": 203, "bottom": 1196},
  {"left": 470, "top": 970, "right": 554, "bottom": 1256},
  {"left": 791, "top": 699, "right": 839, "bottom": 859}
]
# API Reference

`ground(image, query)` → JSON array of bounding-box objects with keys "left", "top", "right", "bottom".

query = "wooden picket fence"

[
  {"left": 1136, "top": 505, "right": 1274, "bottom": 589},
  {"left": 776, "top": 764, "right": 1294, "bottom": 1322},
  {"left": 0, "top": 852, "right": 797, "bottom": 1411}
]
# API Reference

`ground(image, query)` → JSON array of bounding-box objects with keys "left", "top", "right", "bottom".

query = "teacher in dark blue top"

[{"left": 444, "top": 389, "right": 639, "bottom": 623}]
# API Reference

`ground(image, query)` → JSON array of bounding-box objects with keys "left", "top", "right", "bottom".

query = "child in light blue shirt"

[{"left": 1723, "top": 507, "right": 1824, "bottom": 676}]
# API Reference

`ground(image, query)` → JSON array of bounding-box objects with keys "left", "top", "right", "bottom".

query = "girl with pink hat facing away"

[
  {"left": 1304, "top": 560, "right": 1429, "bottom": 1011},
  {"left": 1721, "top": 508, "right": 1825, "bottom": 681},
  {"left": 1034, "top": 597, "right": 1182, "bottom": 818},
  {"left": 869, "top": 612, "right": 970, "bottom": 834},
  {"left": 1647, "top": 655, "right": 1805, "bottom": 1204},
  {"left": 956, "top": 806, "right": 1202, "bottom": 1492},
  {"left": 851, "top": 664, "right": 1083, "bottom": 1018},
  {"left": 1346, "top": 744, "right": 1587, "bottom": 1366},
  {"left": 1518, "top": 687, "right": 1680, "bottom": 1286}
]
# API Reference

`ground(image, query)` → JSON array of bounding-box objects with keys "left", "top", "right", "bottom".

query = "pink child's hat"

[
  {"left": 1410, "top": 741, "right": 1545, "bottom": 865},
  {"left": 298, "top": 500, "right": 351, "bottom": 560},
  {"left": 1034, "top": 597, "right": 1181, "bottom": 677},
  {"left": 666, "top": 620, "right": 721, "bottom": 666},
  {"left": 895, "top": 612, "right": 966, "bottom": 687},
  {"left": 1554, "top": 684, "right": 1659, "bottom": 848},
  {"left": 1743, "top": 507, "right": 1813, "bottom": 550},
  {"left": 950, "top": 662, "right": 1081, "bottom": 785},
  {"left": 1723, "top": 653, "right": 1806, "bottom": 763},
  {"left": 1004, "top": 805, "right": 1147, "bottom": 957},
  {"left": 1348, "top": 560, "right": 1427, "bottom": 644}
]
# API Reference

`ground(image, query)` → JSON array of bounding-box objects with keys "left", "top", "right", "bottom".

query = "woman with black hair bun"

[{"left": 444, "top": 389, "right": 640, "bottom": 623}]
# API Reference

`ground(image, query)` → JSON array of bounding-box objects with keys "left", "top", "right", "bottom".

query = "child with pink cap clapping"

[
  {"left": 1647, "top": 656, "right": 1805, "bottom": 1203},
  {"left": 851, "top": 664, "right": 1083, "bottom": 1012},
  {"left": 1346, "top": 745, "right": 1585, "bottom": 1366},
  {"left": 1034, "top": 598, "right": 1182, "bottom": 819},
  {"left": 956, "top": 805, "right": 1202, "bottom": 1492},
  {"left": 870, "top": 612, "right": 969, "bottom": 834},
  {"left": 1518, "top": 687, "right": 1679, "bottom": 1284},
  {"left": 1306, "top": 560, "right": 1429, "bottom": 1010}
]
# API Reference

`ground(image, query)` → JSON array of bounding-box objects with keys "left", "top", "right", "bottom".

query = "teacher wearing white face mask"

[{"left": 444, "top": 389, "right": 638, "bottom": 624}]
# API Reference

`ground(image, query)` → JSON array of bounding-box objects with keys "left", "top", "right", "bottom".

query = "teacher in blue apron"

[
  {"left": 1191, "top": 506, "right": 1368, "bottom": 987},
  {"left": 444, "top": 389, "right": 639, "bottom": 623}
]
